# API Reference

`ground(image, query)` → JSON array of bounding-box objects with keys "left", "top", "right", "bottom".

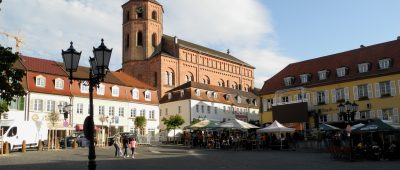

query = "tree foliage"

[
  {"left": 134, "top": 116, "right": 147, "bottom": 131},
  {"left": 191, "top": 118, "right": 201, "bottom": 125},
  {"left": 162, "top": 114, "right": 185, "bottom": 130},
  {"left": 0, "top": 44, "right": 26, "bottom": 116},
  {"left": 48, "top": 112, "right": 59, "bottom": 128}
]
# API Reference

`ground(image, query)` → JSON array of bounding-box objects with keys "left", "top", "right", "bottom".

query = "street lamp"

[
  {"left": 337, "top": 100, "right": 358, "bottom": 161},
  {"left": 62, "top": 39, "right": 112, "bottom": 170}
]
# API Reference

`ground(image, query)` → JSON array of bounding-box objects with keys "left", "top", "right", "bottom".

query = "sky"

[{"left": 1, "top": 0, "right": 400, "bottom": 88}]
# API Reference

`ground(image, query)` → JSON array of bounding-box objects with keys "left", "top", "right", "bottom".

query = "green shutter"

[{"left": 19, "top": 97, "right": 25, "bottom": 111}]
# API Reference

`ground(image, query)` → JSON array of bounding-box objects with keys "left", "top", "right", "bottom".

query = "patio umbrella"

[
  {"left": 353, "top": 119, "right": 396, "bottom": 132},
  {"left": 219, "top": 119, "right": 259, "bottom": 130},
  {"left": 319, "top": 123, "right": 340, "bottom": 131},
  {"left": 188, "top": 119, "right": 221, "bottom": 129},
  {"left": 351, "top": 123, "right": 365, "bottom": 131}
]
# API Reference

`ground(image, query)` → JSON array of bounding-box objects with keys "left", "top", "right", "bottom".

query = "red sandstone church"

[{"left": 120, "top": 0, "right": 256, "bottom": 98}]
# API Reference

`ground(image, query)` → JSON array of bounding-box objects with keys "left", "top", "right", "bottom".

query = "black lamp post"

[
  {"left": 62, "top": 39, "right": 112, "bottom": 170},
  {"left": 338, "top": 100, "right": 358, "bottom": 161}
]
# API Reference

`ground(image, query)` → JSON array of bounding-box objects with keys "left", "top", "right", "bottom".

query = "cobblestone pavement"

[{"left": 0, "top": 145, "right": 398, "bottom": 170}]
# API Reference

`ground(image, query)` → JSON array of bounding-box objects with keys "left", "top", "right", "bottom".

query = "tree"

[
  {"left": 48, "top": 112, "right": 59, "bottom": 149},
  {"left": 0, "top": 45, "right": 26, "bottom": 119},
  {"left": 134, "top": 116, "right": 146, "bottom": 135},
  {"left": 162, "top": 115, "right": 185, "bottom": 143},
  {"left": 191, "top": 118, "right": 201, "bottom": 125}
]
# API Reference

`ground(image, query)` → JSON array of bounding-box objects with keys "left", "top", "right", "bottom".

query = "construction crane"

[{"left": 0, "top": 31, "right": 23, "bottom": 53}]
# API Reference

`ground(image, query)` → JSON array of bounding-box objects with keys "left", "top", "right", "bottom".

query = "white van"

[{"left": 0, "top": 120, "right": 48, "bottom": 151}]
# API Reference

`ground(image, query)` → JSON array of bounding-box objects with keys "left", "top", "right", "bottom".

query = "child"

[{"left": 130, "top": 138, "right": 138, "bottom": 158}]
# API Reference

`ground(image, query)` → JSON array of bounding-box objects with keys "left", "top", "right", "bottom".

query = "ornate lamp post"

[
  {"left": 338, "top": 100, "right": 358, "bottom": 161},
  {"left": 62, "top": 39, "right": 112, "bottom": 170}
]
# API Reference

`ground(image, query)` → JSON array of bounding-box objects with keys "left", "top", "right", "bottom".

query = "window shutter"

[
  {"left": 30, "top": 99, "right": 34, "bottom": 111},
  {"left": 344, "top": 87, "right": 349, "bottom": 101},
  {"left": 390, "top": 80, "right": 396, "bottom": 96},
  {"left": 355, "top": 111, "right": 360, "bottom": 120},
  {"left": 375, "top": 83, "right": 381, "bottom": 98},
  {"left": 331, "top": 89, "right": 336, "bottom": 103},
  {"left": 370, "top": 110, "right": 375, "bottom": 119},
  {"left": 324, "top": 90, "right": 329, "bottom": 104},
  {"left": 306, "top": 93, "right": 311, "bottom": 108},
  {"left": 368, "top": 84, "right": 373, "bottom": 99},
  {"left": 393, "top": 108, "right": 399, "bottom": 123},
  {"left": 353, "top": 86, "right": 359, "bottom": 101},
  {"left": 313, "top": 92, "right": 317, "bottom": 106},
  {"left": 377, "top": 109, "right": 383, "bottom": 120}
]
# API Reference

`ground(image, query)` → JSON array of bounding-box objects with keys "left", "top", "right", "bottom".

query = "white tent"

[
  {"left": 219, "top": 119, "right": 259, "bottom": 129},
  {"left": 257, "top": 120, "right": 295, "bottom": 133}
]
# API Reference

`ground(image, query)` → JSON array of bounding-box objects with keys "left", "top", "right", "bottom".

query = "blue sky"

[{"left": 1, "top": 0, "right": 400, "bottom": 87}]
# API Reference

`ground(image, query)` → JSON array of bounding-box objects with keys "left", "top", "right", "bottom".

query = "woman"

[
  {"left": 113, "top": 134, "right": 122, "bottom": 157},
  {"left": 130, "top": 138, "right": 138, "bottom": 158}
]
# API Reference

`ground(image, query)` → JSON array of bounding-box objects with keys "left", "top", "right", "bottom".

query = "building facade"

[
  {"left": 121, "top": 0, "right": 255, "bottom": 98},
  {"left": 259, "top": 38, "right": 400, "bottom": 129}
]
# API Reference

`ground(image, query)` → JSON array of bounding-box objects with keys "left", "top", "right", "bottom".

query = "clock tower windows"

[{"left": 137, "top": 31, "right": 143, "bottom": 47}]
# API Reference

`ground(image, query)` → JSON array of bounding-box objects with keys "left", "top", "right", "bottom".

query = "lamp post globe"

[
  {"left": 93, "top": 39, "right": 112, "bottom": 77},
  {"left": 62, "top": 42, "right": 82, "bottom": 77}
]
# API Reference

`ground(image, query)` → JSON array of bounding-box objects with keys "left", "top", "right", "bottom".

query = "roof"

[
  {"left": 122, "top": 0, "right": 162, "bottom": 9},
  {"left": 162, "top": 35, "right": 254, "bottom": 68},
  {"left": 112, "top": 71, "right": 156, "bottom": 90},
  {"left": 260, "top": 38, "right": 400, "bottom": 95},
  {"left": 20, "top": 56, "right": 67, "bottom": 76}
]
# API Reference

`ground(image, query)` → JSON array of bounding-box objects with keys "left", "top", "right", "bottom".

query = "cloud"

[{"left": 0, "top": 0, "right": 296, "bottom": 88}]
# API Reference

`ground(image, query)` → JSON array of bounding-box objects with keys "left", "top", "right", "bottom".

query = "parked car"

[
  {"left": 107, "top": 132, "right": 135, "bottom": 146},
  {"left": 59, "top": 136, "right": 76, "bottom": 148}
]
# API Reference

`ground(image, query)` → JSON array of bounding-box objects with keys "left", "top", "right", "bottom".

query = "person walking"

[
  {"left": 113, "top": 134, "right": 122, "bottom": 157},
  {"left": 130, "top": 138, "right": 138, "bottom": 158},
  {"left": 123, "top": 136, "right": 129, "bottom": 158}
]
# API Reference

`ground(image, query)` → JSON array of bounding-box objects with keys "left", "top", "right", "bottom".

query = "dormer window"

[
  {"left": 112, "top": 86, "right": 119, "bottom": 97},
  {"left": 206, "top": 91, "right": 212, "bottom": 98},
  {"left": 213, "top": 92, "right": 218, "bottom": 98},
  {"left": 336, "top": 67, "right": 348, "bottom": 77},
  {"left": 283, "top": 77, "right": 294, "bottom": 86},
  {"left": 54, "top": 78, "right": 64, "bottom": 90},
  {"left": 299, "top": 74, "right": 311, "bottom": 84},
  {"left": 318, "top": 70, "right": 328, "bottom": 80},
  {"left": 80, "top": 82, "right": 89, "bottom": 93},
  {"left": 97, "top": 84, "right": 105, "bottom": 95},
  {"left": 237, "top": 96, "right": 241, "bottom": 103},
  {"left": 358, "top": 63, "right": 370, "bottom": 73},
  {"left": 225, "top": 94, "right": 231, "bottom": 101},
  {"left": 378, "top": 58, "right": 392, "bottom": 69},
  {"left": 132, "top": 88, "right": 139, "bottom": 100},
  {"left": 253, "top": 99, "right": 257, "bottom": 106},
  {"left": 195, "top": 89, "right": 201, "bottom": 96},
  {"left": 36, "top": 75, "right": 46, "bottom": 87},
  {"left": 144, "top": 90, "right": 151, "bottom": 101}
]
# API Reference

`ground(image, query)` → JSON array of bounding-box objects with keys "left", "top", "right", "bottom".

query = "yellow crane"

[{"left": 0, "top": 31, "right": 23, "bottom": 53}]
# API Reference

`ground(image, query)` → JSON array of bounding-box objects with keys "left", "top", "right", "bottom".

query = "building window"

[
  {"left": 218, "top": 80, "right": 225, "bottom": 87},
  {"left": 318, "top": 70, "right": 328, "bottom": 80},
  {"left": 165, "top": 70, "right": 175, "bottom": 86},
  {"left": 33, "top": 99, "right": 43, "bottom": 112},
  {"left": 283, "top": 77, "right": 294, "bottom": 86},
  {"left": 36, "top": 76, "right": 46, "bottom": 87},
  {"left": 379, "top": 81, "right": 391, "bottom": 96},
  {"left": 178, "top": 106, "right": 181, "bottom": 114},
  {"left": 299, "top": 74, "right": 310, "bottom": 84},
  {"left": 137, "top": 7, "right": 143, "bottom": 18},
  {"left": 382, "top": 108, "right": 393, "bottom": 121},
  {"left": 99, "top": 106, "right": 105, "bottom": 115},
  {"left": 196, "top": 105, "right": 199, "bottom": 113},
  {"left": 125, "top": 11, "right": 130, "bottom": 22},
  {"left": 132, "top": 88, "right": 139, "bottom": 100},
  {"left": 149, "top": 110, "right": 155, "bottom": 119},
  {"left": 118, "top": 107, "right": 124, "bottom": 117},
  {"left": 237, "top": 96, "right": 241, "bottom": 103},
  {"left": 359, "top": 110, "right": 370, "bottom": 119},
  {"left": 125, "top": 34, "right": 130, "bottom": 50},
  {"left": 207, "top": 106, "right": 211, "bottom": 114},
  {"left": 378, "top": 58, "right": 391, "bottom": 69},
  {"left": 97, "top": 84, "right": 105, "bottom": 95},
  {"left": 140, "top": 109, "right": 146, "bottom": 117},
  {"left": 152, "top": 11, "right": 157, "bottom": 20},
  {"left": 358, "top": 63, "right": 370, "bottom": 73},
  {"left": 213, "top": 92, "right": 218, "bottom": 98},
  {"left": 319, "top": 114, "right": 328, "bottom": 123},
  {"left": 80, "top": 82, "right": 89, "bottom": 93},
  {"left": 201, "top": 105, "right": 204, "bottom": 113},
  {"left": 144, "top": 90, "right": 151, "bottom": 101},
  {"left": 336, "top": 67, "right": 347, "bottom": 77},
  {"left": 223, "top": 106, "right": 226, "bottom": 113},
  {"left": 203, "top": 76, "right": 210, "bottom": 84},
  {"left": 336, "top": 88, "right": 345, "bottom": 102},
  {"left": 195, "top": 89, "right": 201, "bottom": 96},
  {"left": 152, "top": 33, "right": 157, "bottom": 47},
  {"left": 112, "top": 86, "right": 119, "bottom": 97},
  {"left": 317, "top": 91, "right": 326, "bottom": 104},
  {"left": 281, "top": 96, "right": 289, "bottom": 103},
  {"left": 214, "top": 107, "right": 217, "bottom": 114},
  {"left": 137, "top": 31, "right": 143, "bottom": 46},
  {"left": 358, "top": 84, "right": 368, "bottom": 99},
  {"left": 130, "top": 108, "right": 136, "bottom": 117},
  {"left": 77, "top": 103, "right": 84, "bottom": 114},
  {"left": 108, "top": 106, "right": 115, "bottom": 116},
  {"left": 46, "top": 100, "right": 56, "bottom": 112},
  {"left": 55, "top": 78, "right": 64, "bottom": 90}
]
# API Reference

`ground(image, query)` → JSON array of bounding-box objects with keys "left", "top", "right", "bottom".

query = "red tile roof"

[
  {"left": 20, "top": 56, "right": 67, "bottom": 76},
  {"left": 260, "top": 39, "right": 400, "bottom": 95},
  {"left": 112, "top": 72, "right": 156, "bottom": 90}
]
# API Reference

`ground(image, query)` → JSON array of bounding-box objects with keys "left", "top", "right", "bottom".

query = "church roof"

[
  {"left": 122, "top": 0, "right": 162, "bottom": 7},
  {"left": 162, "top": 35, "right": 254, "bottom": 68}
]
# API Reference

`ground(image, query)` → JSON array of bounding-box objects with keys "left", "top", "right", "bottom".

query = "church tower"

[{"left": 122, "top": 0, "right": 163, "bottom": 64}]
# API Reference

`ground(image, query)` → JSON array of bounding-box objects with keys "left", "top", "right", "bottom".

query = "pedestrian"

[
  {"left": 113, "top": 134, "right": 122, "bottom": 157},
  {"left": 123, "top": 136, "right": 129, "bottom": 158},
  {"left": 130, "top": 138, "right": 138, "bottom": 158}
]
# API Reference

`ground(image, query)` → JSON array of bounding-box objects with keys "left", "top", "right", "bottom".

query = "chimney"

[
  {"left": 360, "top": 45, "right": 365, "bottom": 48},
  {"left": 174, "top": 36, "right": 178, "bottom": 44},
  {"left": 227, "top": 49, "right": 230, "bottom": 55}
]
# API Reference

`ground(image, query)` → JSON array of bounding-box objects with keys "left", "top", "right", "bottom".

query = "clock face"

[{"left": 136, "top": 7, "right": 144, "bottom": 13}]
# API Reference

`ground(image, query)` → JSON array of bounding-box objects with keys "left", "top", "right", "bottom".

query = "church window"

[
  {"left": 125, "top": 11, "right": 130, "bottom": 22},
  {"left": 137, "top": 31, "right": 143, "bottom": 46},
  {"left": 125, "top": 34, "right": 130, "bottom": 50},
  {"left": 152, "top": 33, "right": 157, "bottom": 47},
  {"left": 152, "top": 11, "right": 157, "bottom": 20},
  {"left": 165, "top": 70, "right": 175, "bottom": 86}
]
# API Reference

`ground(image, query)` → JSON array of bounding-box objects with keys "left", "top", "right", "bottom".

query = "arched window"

[
  {"left": 218, "top": 79, "right": 225, "bottom": 87},
  {"left": 125, "top": 11, "right": 130, "bottom": 22},
  {"left": 125, "top": 34, "right": 130, "bottom": 50},
  {"left": 169, "top": 71, "right": 175, "bottom": 85},
  {"left": 203, "top": 76, "right": 210, "bottom": 84},
  {"left": 137, "top": 31, "right": 143, "bottom": 46},
  {"left": 185, "top": 72, "right": 194, "bottom": 82},
  {"left": 152, "top": 33, "right": 157, "bottom": 47},
  {"left": 152, "top": 11, "right": 157, "bottom": 20},
  {"left": 132, "top": 88, "right": 139, "bottom": 100},
  {"left": 164, "top": 71, "right": 169, "bottom": 85}
]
